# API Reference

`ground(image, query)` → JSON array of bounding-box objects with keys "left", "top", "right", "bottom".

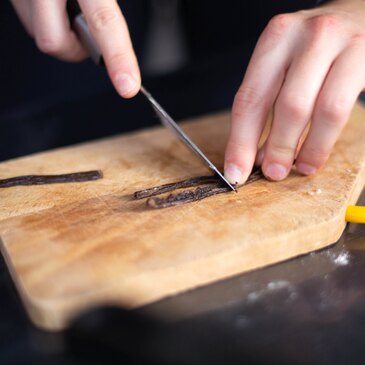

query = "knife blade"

[
  {"left": 67, "top": 0, "right": 235, "bottom": 191},
  {"left": 140, "top": 86, "right": 236, "bottom": 191}
]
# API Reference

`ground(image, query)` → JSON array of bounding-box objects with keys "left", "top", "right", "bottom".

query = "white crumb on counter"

[
  {"left": 247, "top": 280, "right": 295, "bottom": 303},
  {"left": 267, "top": 280, "right": 291, "bottom": 290},
  {"left": 333, "top": 252, "right": 350, "bottom": 266}
]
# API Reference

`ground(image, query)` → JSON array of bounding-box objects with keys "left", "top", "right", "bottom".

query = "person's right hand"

[{"left": 11, "top": 0, "right": 141, "bottom": 98}]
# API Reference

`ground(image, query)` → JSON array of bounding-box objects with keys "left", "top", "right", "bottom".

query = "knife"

[{"left": 67, "top": 0, "right": 236, "bottom": 191}]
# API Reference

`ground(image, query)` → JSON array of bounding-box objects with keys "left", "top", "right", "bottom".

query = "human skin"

[
  {"left": 224, "top": 0, "right": 365, "bottom": 184},
  {"left": 11, "top": 0, "right": 141, "bottom": 98},
  {"left": 11, "top": 0, "right": 365, "bottom": 183}
]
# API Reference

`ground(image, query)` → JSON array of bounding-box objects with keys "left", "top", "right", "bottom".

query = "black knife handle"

[
  {"left": 66, "top": 0, "right": 81, "bottom": 22},
  {"left": 66, "top": 0, "right": 104, "bottom": 65}
]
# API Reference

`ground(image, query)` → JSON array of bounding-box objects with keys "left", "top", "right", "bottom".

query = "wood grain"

[{"left": 1, "top": 105, "right": 365, "bottom": 330}]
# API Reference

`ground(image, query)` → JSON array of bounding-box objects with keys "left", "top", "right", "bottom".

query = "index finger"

[
  {"left": 224, "top": 14, "right": 297, "bottom": 185},
  {"left": 78, "top": 0, "right": 141, "bottom": 98}
]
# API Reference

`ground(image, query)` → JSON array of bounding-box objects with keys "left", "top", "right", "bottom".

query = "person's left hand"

[{"left": 224, "top": 0, "right": 365, "bottom": 185}]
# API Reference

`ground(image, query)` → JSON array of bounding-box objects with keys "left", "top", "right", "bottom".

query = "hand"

[
  {"left": 11, "top": 0, "right": 141, "bottom": 98},
  {"left": 224, "top": 0, "right": 365, "bottom": 185}
]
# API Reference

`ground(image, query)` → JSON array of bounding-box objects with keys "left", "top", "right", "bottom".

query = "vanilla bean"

[
  {"left": 134, "top": 175, "right": 219, "bottom": 199},
  {"left": 147, "top": 184, "right": 229, "bottom": 208},
  {"left": 0, "top": 170, "right": 103, "bottom": 188},
  {"left": 144, "top": 167, "right": 263, "bottom": 209},
  {"left": 242, "top": 167, "right": 263, "bottom": 184}
]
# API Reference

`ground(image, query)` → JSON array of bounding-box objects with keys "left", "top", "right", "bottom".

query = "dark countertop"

[{"left": 1, "top": 189, "right": 364, "bottom": 365}]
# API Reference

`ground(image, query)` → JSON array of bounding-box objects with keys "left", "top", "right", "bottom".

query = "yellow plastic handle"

[{"left": 346, "top": 205, "right": 365, "bottom": 224}]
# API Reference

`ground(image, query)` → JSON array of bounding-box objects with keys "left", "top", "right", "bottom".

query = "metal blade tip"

[{"left": 213, "top": 169, "right": 236, "bottom": 192}]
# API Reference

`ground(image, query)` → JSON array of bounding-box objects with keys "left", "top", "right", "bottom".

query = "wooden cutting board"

[{"left": 1, "top": 103, "right": 365, "bottom": 331}]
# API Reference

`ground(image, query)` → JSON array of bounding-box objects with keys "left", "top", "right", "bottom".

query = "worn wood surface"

[{"left": 1, "top": 104, "right": 365, "bottom": 331}]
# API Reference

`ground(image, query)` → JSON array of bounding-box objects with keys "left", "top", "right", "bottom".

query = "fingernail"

[
  {"left": 224, "top": 163, "right": 244, "bottom": 185},
  {"left": 296, "top": 162, "right": 317, "bottom": 175},
  {"left": 116, "top": 73, "right": 136, "bottom": 97},
  {"left": 255, "top": 149, "right": 265, "bottom": 166},
  {"left": 264, "top": 163, "right": 288, "bottom": 181}
]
